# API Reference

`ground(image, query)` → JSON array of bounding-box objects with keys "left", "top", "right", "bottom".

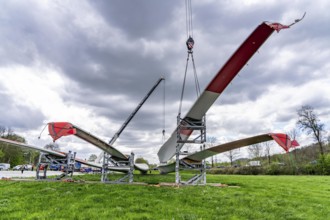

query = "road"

[{"left": 0, "top": 170, "right": 67, "bottom": 178}]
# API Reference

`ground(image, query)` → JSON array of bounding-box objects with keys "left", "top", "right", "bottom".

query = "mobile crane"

[{"left": 95, "top": 77, "right": 165, "bottom": 163}]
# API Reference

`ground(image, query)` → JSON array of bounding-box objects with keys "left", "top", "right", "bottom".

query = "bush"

[
  {"left": 301, "top": 163, "right": 318, "bottom": 175},
  {"left": 207, "top": 156, "right": 330, "bottom": 176},
  {"left": 265, "top": 164, "right": 282, "bottom": 175},
  {"left": 324, "top": 153, "right": 330, "bottom": 174},
  {"left": 208, "top": 166, "right": 264, "bottom": 175},
  {"left": 317, "top": 153, "right": 330, "bottom": 175}
]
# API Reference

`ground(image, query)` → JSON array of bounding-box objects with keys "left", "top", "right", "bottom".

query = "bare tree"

[
  {"left": 248, "top": 144, "right": 263, "bottom": 159},
  {"left": 0, "top": 125, "right": 5, "bottom": 136},
  {"left": 297, "top": 105, "right": 325, "bottom": 156},
  {"left": 288, "top": 128, "right": 299, "bottom": 160},
  {"left": 288, "top": 128, "right": 299, "bottom": 141},
  {"left": 206, "top": 136, "right": 217, "bottom": 146},
  {"left": 44, "top": 143, "right": 60, "bottom": 151},
  {"left": 7, "top": 127, "right": 14, "bottom": 136},
  {"left": 263, "top": 142, "right": 272, "bottom": 165},
  {"left": 224, "top": 149, "right": 240, "bottom": 166},
  {"left": 0, "top": 126, "right": 13, "bottom": 137},
  {"left": 88, "top": 154, "right": 97, "bottom": 162},
  {"left": 206, "top": 136, "right": 217, "bottom": 167}
]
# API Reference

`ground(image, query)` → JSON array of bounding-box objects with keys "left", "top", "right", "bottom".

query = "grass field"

[{"left": 0, "top": 174, "right": 329, "bottom": 219}]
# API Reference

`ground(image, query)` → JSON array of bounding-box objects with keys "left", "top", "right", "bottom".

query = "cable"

[
  {"left": 178, "top": 53, "right": 190, "bottom": 116},
  {"left": 189, "top": 0, "right": 193, "bottom": 38},
  {"left": 191, "top": 52, "right": 201, "bottom": 97},
  {"left": 38, "top": 123, "right": 48, "bottom": 139},
  {"left": 162, "top": 78, "right": 166, "bottom": 143},
  {"left": 185, "top": 0, "right": 194, "bottom": 38},
  {"left": 179, "top": 0, "right": 200, "bottom": 116},
  {"left": 185, "top": 0, "right": 189, "bottom": 39}
]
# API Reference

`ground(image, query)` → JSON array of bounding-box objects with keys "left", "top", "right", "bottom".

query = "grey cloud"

[
  {"left": 1, "top": 0, "right": 329, "bottom": 161},
  {"left": 88, "top": 0, "right": 181, "bottom": 39},
  {"left": 0, "top": 91, "right": 45, "bottom": 130}
]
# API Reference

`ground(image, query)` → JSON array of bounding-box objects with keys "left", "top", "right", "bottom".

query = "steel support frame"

[
  {"left": 101, "top": 152, "right": 135, "bottom": 184},
  {"left": 176, "top": 116, "right": 207, "bottom": 185},
  {"left": 36, "top": 151, "right": 76, "bottom": 180}
]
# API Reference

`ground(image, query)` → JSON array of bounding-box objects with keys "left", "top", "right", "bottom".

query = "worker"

[{"left": 20, "top": 165, "right": 25, "bottom": 174}]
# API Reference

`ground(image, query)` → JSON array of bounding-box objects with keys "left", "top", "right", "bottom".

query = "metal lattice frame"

[
  {"left": 36, "top": 151, "right": 76, "bottom": 180},
  {"left": 101, "top": 152, "right": 135, "bottom": 184},
  {"left": 175, "top": 116, "right": 207, "bottom": 185}
]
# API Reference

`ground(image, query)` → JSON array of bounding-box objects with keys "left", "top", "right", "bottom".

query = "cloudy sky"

[{"left": 1, "top": 0, "right": 329, "bottom": 164}]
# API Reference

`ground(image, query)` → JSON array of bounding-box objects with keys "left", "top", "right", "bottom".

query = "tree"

[
  {"left": 23, "top": 149, "right": 40, "bottom": 165},
  {"left": 0, "top": 149, "right": 4, "bottom": 159},
  {"left": 288, "top": 128, "right": 299, "bottom": 161},
  {"left": 135, "top": 157, "right": 149, "bottom": 164},
  {"left": 297, "top": 105, "right": 325, "bottom": 156},
  {"left": 0, "top": 126, "right": 5, "bottom": 136},
  {"left": 224, "top": 149, "right": 240, "bottom": 166},
  {"left": 288, "top": 128, "right": 299, "bottom": 142},
  {"left": 263, "top": 142, "right": 272, "bottom": 165},
  {"left": 0, "top": 127, "right": 26, "bottom": 166},
  {"left": 88, "top": 154, "right": 97, "bottom": 162},
  {"left": 248, "top": 144, "right": 263, "bottom": 159},
  {"left": 206, "top": 136, "right": 217, "bottom": 167}
]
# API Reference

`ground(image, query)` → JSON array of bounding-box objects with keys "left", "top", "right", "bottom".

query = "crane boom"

[{"left": 109, "top": 77, "right": 165, "bottom": 145}]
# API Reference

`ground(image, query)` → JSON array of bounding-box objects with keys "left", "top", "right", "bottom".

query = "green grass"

[{"left": 0, "top": 174, "right": 329, "bottom": 219}]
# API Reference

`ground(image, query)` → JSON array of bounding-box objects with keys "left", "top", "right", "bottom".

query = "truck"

[
  {"left": 13, "top": 164, "right": 33, "bottom": 171},
  {"left": 247, "top": 161, "right": 261, "bottom": 167},
  {"left": 0, "top": 163, "right": 10, "bottom": 170}
]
